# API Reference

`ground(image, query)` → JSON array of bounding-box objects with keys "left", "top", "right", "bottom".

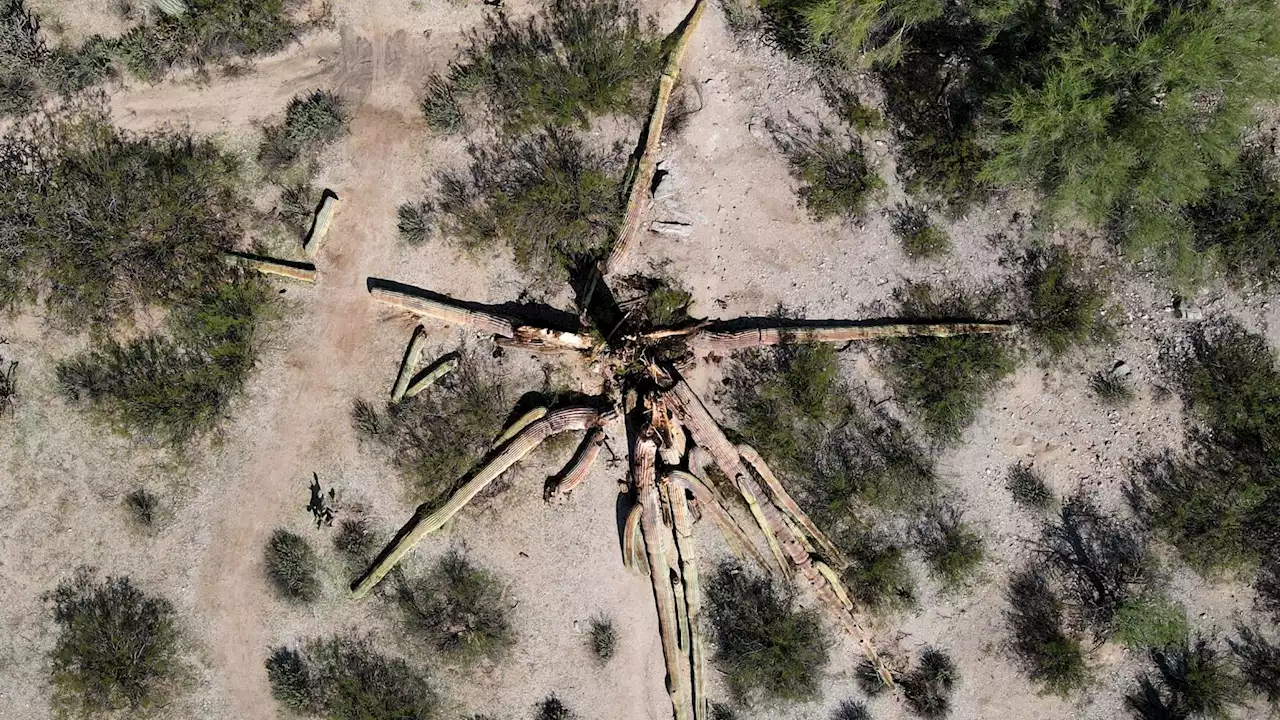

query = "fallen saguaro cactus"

[
  {"left": 225, "top": 251, "right": 317, "bottom": 282},
  {"left": 351, "top": 406, "right": 612, "bottom": 598},
  {"left": 691, "top": 321, "right": 1016, "bottom": 354},
  {"left": 390, "top": 325, "right": 427, "bottom": 403},
  {"left": 303, "top": 190, "right": 339, "bottom": 259},
  {"left": 369, "top": 284, "right": 515, "bottom": 338},
  {"left": 545, "top": 427, "right": 605, "bottom": 500},
  {"left": 403, "top": 353, "right": 458, "bottom": 399}
]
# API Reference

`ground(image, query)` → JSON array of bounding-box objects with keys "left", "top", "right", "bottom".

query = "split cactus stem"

[
  {"left": 390, "top": 325, "right": 428, "bottom": 403},
  {"left": 667, "top": 470, "right": 770, "bottom": 571},
  {"left": 403, "top": 354, "right": 458, "bottom": 399},
  {"left": 739, "top": 443, "right": 847, "bottom": 568},
  {"left": 545, "top": 427, "right": 605, "bottom": 501},
  {"left": 667, "top": 475, "right": 708, "bottom": 720},
  {"left": 496, "top": 407, "right": 548, "bottom": 447},
  {"left": 692, "top": 321, "right": 1016, "bottom": 354},
  {"left": 225, "top": 251, "right": 316, "bottom": 282}
]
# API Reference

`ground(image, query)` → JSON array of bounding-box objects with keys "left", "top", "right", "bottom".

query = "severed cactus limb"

[
  {"left": 404, "top": 354, "right": 458, "bottom": 399},
  {"left": 667, "top": 476, "right": 709, "bottom": 720},
  {"left": 512, "top": 325, "right": 595, "bottom": 352},
  {"left": 390, "top": 326, "right": 428, "bottom": 403},
  {"left": 302, "top": 190, "right": 339, "bottom": 259},
  {"left": 352, "top": 406, "right": 610, "bottom": 598},
  {"left": 496, "top": 407, "right": 548, "bottom": 446},
  {"left": 622, "top": 502, "right": 649, "bottom": 575},
  {"left": 602, "top": 0, "right": 707, "bottom": 274},
  {"left": 739, "top": 444, "right": 847, "bottom": 569},
  {"left": 225, "top": 251, "right": 316, "bottom": 282},
  {"left": 635, "top": 433, "right": 691, "bottom": 720},
  {"left": 369, "top": 284, "right": 516, "bottom": 338},
  {"left": 668, "top": 470, "right": 769, "bottom": 571},
  {"left": 692, "top": 322, "right": 1015, "bottom": 354},
  {"left": 545, "top": 427, "right": 605, "bottom": 501},
  {"left": 815, "top": 560, "right": 853, "bottom": 611}
]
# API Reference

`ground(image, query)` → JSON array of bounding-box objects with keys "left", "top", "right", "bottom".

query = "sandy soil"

[{"left": 1, "top": 1, "right": 1277, "bottom": 720}]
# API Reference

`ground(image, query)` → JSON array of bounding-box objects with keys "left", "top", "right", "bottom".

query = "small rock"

[
  {"left": 748, "top": 117, "right": 766, "bottom": 141},
  {"left": 1111, "top": 361, "right": 1131, "bottom": 377},
  {"left": 650, "top": 221, "right": 693, "bottom": 237},
  {"left": 653, "top": 172, "right": 676, "bottom": 202},
  {"left": 1173, "top": 297, "right": 1204, "bottom": 320}
]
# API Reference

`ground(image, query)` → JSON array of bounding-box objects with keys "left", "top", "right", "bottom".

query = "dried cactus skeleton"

[{"left": 350, "top": 2, "right": 1015, "bottom": 717}]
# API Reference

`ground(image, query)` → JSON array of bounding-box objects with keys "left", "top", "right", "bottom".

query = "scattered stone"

[
  {"left": 1173, "top": 297, "right": 1204, "bottom": 320},
  {"left": 650, "top": 221, "right": 693, "bottom": 237},
  {"left": 1111, "top": 361, "right": 1131, "bottom": 377}
]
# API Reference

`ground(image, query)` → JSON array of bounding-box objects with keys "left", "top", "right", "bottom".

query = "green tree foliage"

[
  {"left": 265, "top": 635, "right": 441, "bottom": 720},
  {"left": 706, "top": 562, "right": 830, "bottom": 702},
  {"left": 1186, "top": 144, "right": 1280, "bottom": 286},
  {"left": 47, "top": 568, "right": 184, "bottom": 714},
  {"left": 1114, "top": 595, "right": 1190, "bottom": 650}
]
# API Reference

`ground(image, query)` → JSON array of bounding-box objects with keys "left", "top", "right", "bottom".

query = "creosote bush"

[
  {"left": 706, "top": 562, "right": 829, "bottom": 702},
  {"left": 47, "top": 568, "right": 184, "bottom": 714},
  {"left": 880, "top": 281, "right": 1017, "bottom": 441},
  {"left": 1005, "top": 462, "right": 1053, "bottom": 511},
  {"left": 425, "top": 128, "right": 624, "bottom": 282},
  {"left": 842, "top": 529, "right": 916, "bottom": 613},
  {"left": 891, "top": 203, "right": 949, "bottom": 259},
  {"left": 334, "top": 517, "right": 375, "bottom": 561},
  {"left": 1005, "top": 568, "right": 1091, "bottom": 695},
  {"left": 265, "top": 634, "right": 441, "bottom": 720},
  {"left": 587, "top": 614, "right": 617, "bottom": 664},
  {"left": 264, "top": 529, "right": 320, "bottom": 603},
  {"left": 1013, "top": 245, "right": 1111, "bottom": 357},
  {"left": 902, "top": 647, "right": 959, "bottom": 719},
  {"left": 0, "top": 0, "right": 115, "bottom": 115},
  {"left": 1188, "top": 144, "right": 1280, "bottom": 286},
  {"left": 914, "top": 504, "right": 984, "bottom": 590},
  {"left": 397, "top": 550, "right": 513, "bottom": 663},
  {"left": 352, "top": 356, "right": 509, "bottom": 506},
  {"left": 770, "top": 117, "right": 884, "bottom": 221},
  {"left": 833, "top": 699, "right": 871, "bottom": 720},
  {"left": 1228, "top": 624, "right": 1280, "bottom": 706},
  {"left": 439, "top": 0, "right": 662, "bottom": 132},
  {"left": 259, "top": 90, "right": 348, "bottom": 173},
  {"left": 397, "top": 201, "right": 434, "bottom": 246},
  {"left": 1126, "top": 638, "right": 1245, "bottom": 720}
]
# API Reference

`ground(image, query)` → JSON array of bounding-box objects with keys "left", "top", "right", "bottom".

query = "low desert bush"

[
  {"left": 57, "top": 277, "right": 275, "bottom": 446},
  {"left": 0, "top": 355, "right": 16, "bottom": 416},
  {"left": 421, "top": 74, "right": 463, "bottom": 133},
  {"left": 114, "top": 0, "right": 315, "bottom": 82},
  {"left": 264, "top": 529, "right": 320, "bottom": 602},
  {"left": 352, "top": 355, "right": 509, "bottom": 506},
  {"left": 587, "top": 614, "right": 617, "bottom": 664},
  {"left": 0, "top": 1, "right": 114, "bottom": 115},
  {"left": 397, "top": 200, "right": 435, "bottom": 246},
  {"left": 856, "top": 658, "right": 891, "bottom": 697},
  {"left": 706, "top": 562, "right": 829, "bottom": 702},
  {"left": 914, "top": 505, "right": 984, "bottom": 590},
  {"left": 1005, "top": 568, "right": 1091, "bottom": 695},
  {"left": 0, "top": 107, "right": 248, "bottom": 326},
  {"left": 1125, "top": 638, "right": 1245, "bottom": 720},
  {"left": 278, "top": 181, "right": 317, "bottom": 239},
  {"left": 333, "top": 517, "right": 375, "bottom": 561},
  {"left": 1005, "top": 462, "right": 1054, "bottom": 511},
  {"left": 1187, "top": 145, "right": 1280, "bottom": 286},
  {"left": 428, "top": 128, "right": 624, "bottom": 282},
  {"left": 1258, "top": 555, "right": 1280, "bottom": 622},
  {"left": 770, "top": 117, "right": 884, "bottom": 221},
  {"left": 396, "top": 550, "right": 513, "bottom": 663},
  {"left": 891, "top": 203, "right": 949, "bottom": 259},
  {"left": 259, "top": 90, "right": 348, "bottom": 173},
  {"left": 440, "top": 0, "right": 661, "bottom": 132},
  {"left": 1228, "top": 624, "right": 1280, "bottom": 706},
  {"left": 880, "top": 281, "right": 1017, "bottom": 441},
  {"left": 1114, "top": 595, "right": 1189, "bottom": 650},
  {"left": 832, "top": 699, "right": 872, "bottom": 720},
  {"left": 265, "top": 634, "right": 441, "bottom": 720},
  {"left": 535, "top": 695, "right": 576, "bottom": 720},
  {"left": 901, "top": 647, "right": 959, "bottom": 719},
  {"left": 126, "top": 488, "right": 160, "bottom": 528},
  {"left": 1090, "top": 368, "right": 1135, "bottom": 406},
  {"left": 841, "top": 529, "right": 916, "bottom": 613},
  {"left": 1012, "top": 245, "right": 1111, "bottom": 357},
  {"left": 710, "top": 703, "right": 739, "bottom": 720},
  {"left": 47, "top": 568, "right": 184, "bottom": 713}
]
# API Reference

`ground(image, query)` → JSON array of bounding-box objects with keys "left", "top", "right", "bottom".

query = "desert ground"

[{"left": 1, "top": 1, "right": 1277, "bottom": 719}]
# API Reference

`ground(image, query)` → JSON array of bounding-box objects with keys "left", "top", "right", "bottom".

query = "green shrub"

[
  {"left": 1005, "top": 568, "right": 1091, "bottom": 695},
  {"left": 535, "top": 695, "right": 576, "bottom": 720},
  {"left": 617, "top": 273, "right": 693, "bottom": 329},
  {"left": 265, "top": 634, "right": 441, "bottom": 720},
  {"left": 1128, "top": 321, "right": 1280, "bottom": 572},
  {"left": 421, "top": 74, "right": 463, "bottom": 133},
  {"left": 1259, "top": 554, "right": 1280, "bottom": 622},
  {"left": 443, "top": 0, "right": 661, "bottom": 133},
  {"left": 822, "top": 82, "right": 886, "bottom": 133},
  {"left": 1005, "top": 462, "right": 1053, "bottom": 512},
  {"left": 333, "top": 517, "right": 375, "bottom": 561},
  {"left": 856, "top": 658, "right": 890, "bottom": 697},
  {"left": 0, "top": 1, "right": 114, "bottom": 115},
  {"left": 706, "top": 562, "right": 829, "bottom": 702},
  {"left": 396, "top": 550, "right": 513, "bottom": 663},
  {"left": 1126, "top": 638, "right": 1245, "bottom": 720},
  {"left": 901, "top": 647, "right": 958, "bottom": 719},
  {"left": 396, "top": 201, "right": 435, "bottom": 246},
  {"left": 259, "top": 90, "right": 348, "bottom": 173},
  {"left": 352, "top": 355, "right": 509, "bottom": 506},
  {"left": 114, "top": 0, "right": 311, "bottom": 82},
  {"left": 840, "top": 529, "right": 916, "bottom": 613},
  {"left": 1114, "top": 595, "right": 1190, "bottom": 649},
  {"left": 126, "top": 488, "right": 160, "bottom": 528},
  {"left": 770, "top": 117, "right": 884, "bottom": 221},
  {"left": 57, "top": 277, "right": 274, "bottom": 446},
  {"left": 914, "top": 505, "right": 983, "bottom": 591},
  {"left": 879, "top": 281, "right": 1017, "bottom": 441},
  {"left": 890, "top": 203, "right": 949, "bottom": 259},
  {"left": 1187, "top": 145, "right": 1280, "bottom": 286},
  {"left": 430, "top": 128, "right": 623, "bottom": 282},
  {"left": 1090, "top": 368, "right": 1135, "bottom": 407},
  {"left": 587, "top": 614, "right": 617, "bottom": 664},
  {"left": 1013, "top": 245, "right": 1111, "bottom": 357},
  {"left": 264, "top": 529, "right": 320, "bottom": 603},
  {"left": 1228, "top": 624, "right": 1280, "bottom": 706},
  {"left": 47, "top": 568, "right": 184, "bottom": 713},
  {"left": 833, "top": 699, "right": 871, "bottom": 720},
  {"left": 0, "top": 107, "right": 248, "bottom": 325},
  {"left": 278, "top": 181, "right": 317, "bottom": 239}
]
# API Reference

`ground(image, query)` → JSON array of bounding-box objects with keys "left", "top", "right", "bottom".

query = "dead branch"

[
  {"left": 692, "top": 321, "right": 1016, "bottom": 353},
  {"left": 369, "top": 285, "right": 516, "bottom": 338},
  {"left": 512, "top": 325, "right": 595, "bottom": 351},
  {"left": 667, "top": 470, "right": 769, "bottom": 570},
  {"left": 739, "top": 444, "right": 847, "bottom": 569},
  {"left": 390, "top": 325, "right": 427, "bottom": 403},
  {"left": 602, "top": 0, "right": 707, "bottom": 274},
  {"left": 351, "top": 406, "right": 611, "bottom": 598},
  {"left": 225, "top": 251, "right": 317, "bottom": 282}
]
